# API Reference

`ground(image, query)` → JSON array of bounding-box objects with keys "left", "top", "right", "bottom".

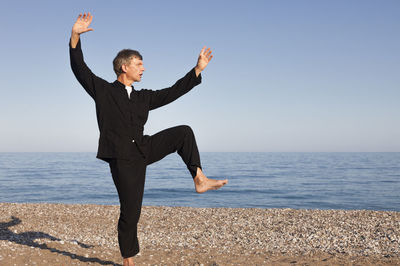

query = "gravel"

[{"left": 1, "top": 203, "right": 399, "bottom": 265}]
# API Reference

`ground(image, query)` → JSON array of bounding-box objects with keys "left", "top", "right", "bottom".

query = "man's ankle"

[{"left": 123, "top": 257, "right": 134, "bottom": 266}]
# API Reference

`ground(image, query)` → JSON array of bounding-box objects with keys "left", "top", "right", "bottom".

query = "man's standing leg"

[{"left": 109, "top": 157, "right": 147, "bottom": 263}]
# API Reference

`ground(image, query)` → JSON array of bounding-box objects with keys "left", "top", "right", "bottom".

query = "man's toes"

[{"left": 219, "top": 179, "right": 228, "bottom": 186}]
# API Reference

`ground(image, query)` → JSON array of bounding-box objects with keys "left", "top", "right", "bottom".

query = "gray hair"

[{"left": 113, "top": 49, "right": 143, "bottom": 76}]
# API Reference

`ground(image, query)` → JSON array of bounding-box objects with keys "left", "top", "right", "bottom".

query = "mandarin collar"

[{"left": 113, "top": 80, "right": 135, "bottom": 90}]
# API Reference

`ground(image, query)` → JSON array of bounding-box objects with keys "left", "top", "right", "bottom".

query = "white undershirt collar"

[{"left": 125, "top": 86, "right": 132, "bottom": 99}]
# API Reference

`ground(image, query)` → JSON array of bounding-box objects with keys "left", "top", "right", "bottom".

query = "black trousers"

[{"left": 109, "top": 125, "right": 201, "bottom": 258}]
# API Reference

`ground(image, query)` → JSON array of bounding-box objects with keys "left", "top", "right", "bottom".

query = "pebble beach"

[{"left": 0, "top": 203, "right": 399, "bottom": 265}]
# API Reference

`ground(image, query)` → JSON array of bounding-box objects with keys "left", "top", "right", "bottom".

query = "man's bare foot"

[
  {"left": 123, "top": 257, "right": 134, "bottom": 266},
  {"left": 194, "top": 167, "right": 228, "bottom": 193}
]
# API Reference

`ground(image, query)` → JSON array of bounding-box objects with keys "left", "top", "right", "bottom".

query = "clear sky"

[{"left": 0, "top": 0, "right": 399, "bottom": 152}]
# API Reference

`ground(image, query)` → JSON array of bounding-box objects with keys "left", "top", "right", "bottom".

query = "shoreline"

[{"left": 1, "top": 203, "right": 399, "bottom": 265}]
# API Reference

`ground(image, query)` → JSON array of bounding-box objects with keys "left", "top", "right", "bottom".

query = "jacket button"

[{"left": 132, "top": 139, "right": 135, "bottom": 143}]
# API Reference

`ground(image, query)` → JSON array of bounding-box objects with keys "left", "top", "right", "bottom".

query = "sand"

[{"left": 0, "top": 203, "right": 399, "bottom": 265}]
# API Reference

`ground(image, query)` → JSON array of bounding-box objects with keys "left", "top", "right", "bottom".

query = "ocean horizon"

[{"left": 0, "top": 152, "right": 399, "bottom": 211}]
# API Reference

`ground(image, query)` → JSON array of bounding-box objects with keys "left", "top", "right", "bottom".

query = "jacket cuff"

[
  {"left": 69, "top": 38, "right": 81, "bottom": 50},
  {"left": 192, "top": 67, "right": 202, "bottom": 84}
]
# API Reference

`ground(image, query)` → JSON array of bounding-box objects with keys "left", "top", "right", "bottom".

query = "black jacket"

[{"left": 69, "top": 40, "right": 202, "bottom": 161}]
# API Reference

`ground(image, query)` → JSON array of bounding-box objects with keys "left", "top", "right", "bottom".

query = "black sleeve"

[
  {"left": 69, "top": 39, "right": 103, "bottom": 100},
  {"left": 149, "top": 68, "right": 202, "bottom": 110}
]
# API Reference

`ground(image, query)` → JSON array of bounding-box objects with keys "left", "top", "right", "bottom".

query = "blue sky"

[{"left": 0, "top": 0, "right": 399, "bottom": 152}]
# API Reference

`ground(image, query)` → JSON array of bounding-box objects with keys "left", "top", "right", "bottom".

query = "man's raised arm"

[
  {"left": 70, "top": 12, "right": 103, "bottom": 100},
  {"left": 149, "top": 47, "right": 214, "bottom": 110}
]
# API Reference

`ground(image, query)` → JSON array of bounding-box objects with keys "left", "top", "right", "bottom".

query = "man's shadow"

[{"left": 0, "top": 216, "right": 121, "bottom": 266}]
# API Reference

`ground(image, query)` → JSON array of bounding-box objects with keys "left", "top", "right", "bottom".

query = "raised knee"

[{"left": 179, "top": 125, "right": 193, "bottom": 136}]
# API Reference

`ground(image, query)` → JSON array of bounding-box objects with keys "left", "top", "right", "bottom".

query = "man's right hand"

[{"left": 70, "top": 13, "right": 94, "bottom": 48}]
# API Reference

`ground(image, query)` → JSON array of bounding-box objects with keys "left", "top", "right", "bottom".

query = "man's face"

[{"left": 125, "top": 57, "right": 145, "bottom": 82}]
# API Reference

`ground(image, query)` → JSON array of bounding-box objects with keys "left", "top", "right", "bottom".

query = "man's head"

[{"left": 113, "top": 49, "right": 145, "bottom": 82}]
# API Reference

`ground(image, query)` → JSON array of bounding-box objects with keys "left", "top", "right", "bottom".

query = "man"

[{"left": 69, "top": 13, "right": 228, "bottom": 265}]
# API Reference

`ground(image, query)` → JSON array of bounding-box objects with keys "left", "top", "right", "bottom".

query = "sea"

[{"left": 0, "top": 152, "right": 399, "bottom": 211}]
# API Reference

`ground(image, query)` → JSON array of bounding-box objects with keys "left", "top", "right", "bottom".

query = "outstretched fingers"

[
  {"left": 84, "top": 12, "right": 93, "bottom": 23},
  {"left": 200, "top": 46, "right": 213, "bottom": 56},
  {"left": 76, "top": 12, "right": 93, "bottom": 23},
  {"left": 74, "top": 12, "right": 94, "bottom": 33},
  {"left": 202, "top": 47, "right": 213, "bottom": 62}
]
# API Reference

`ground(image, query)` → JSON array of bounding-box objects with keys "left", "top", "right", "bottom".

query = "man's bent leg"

[
  {"left": 146, "top": 125, "right": 228, "bottom": 192},
  {"left": 109, "top": 158, "right": 147, "bottom": 259},
  {"left": 146, "top": 125, "right": 201, "bottom": 177}
]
